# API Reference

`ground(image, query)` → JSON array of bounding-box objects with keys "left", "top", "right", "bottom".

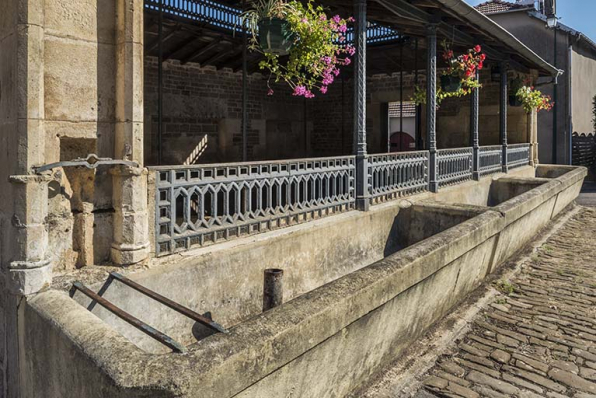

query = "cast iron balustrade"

[
  {"left": 507, "top": 143, "right": 531, "bottom": 169},
  {"left": 152, "top": 156, "right": 356, "bottom": 255},
  {"left": 152, "top": 145, "right": 537, "bottom": 256},
  {"left": 437, "top": 147, "right": 473, "bottom": 187},
  {"left": 367, "top": 151, "right": 429, "bottom": 204},
  {"left": 479, "top": 145, "right": 503, "bottom": 176}
]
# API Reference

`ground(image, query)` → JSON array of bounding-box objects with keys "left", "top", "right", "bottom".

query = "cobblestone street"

[{"left": 415, "top": 207, "right": 596, "bottom": 398}]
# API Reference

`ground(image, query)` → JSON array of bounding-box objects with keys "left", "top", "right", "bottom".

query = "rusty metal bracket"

[
  {"left": 109, "top": 272, "right": 228, "bottom": 334},
  {"left": 34, "top": 154, "right": 139, "bottom": 174},
  {"left": 72, "top": 281, "right": 187, "bottom": 353}
]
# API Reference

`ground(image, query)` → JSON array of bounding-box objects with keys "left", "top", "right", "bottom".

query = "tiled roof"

[
  {"left": 389, "top": 102, "right": 416, "bottom": 118},
  {"left": 475, "top": 0, "right": 531, "bottom": 14}
]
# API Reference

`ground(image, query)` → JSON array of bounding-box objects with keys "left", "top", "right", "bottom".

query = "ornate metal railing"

[
  {"left": 368, "top": 151, "right": 429, "bottom": 204},
  {"left": 479, "top": 145, "right": 503, "bottom": 176},
  {"left": 437, "top": 147, "right": 473, "bottom": 187},
  {"left": 145, "top": 0, "right": 402, "bottom": 43},
  {"left": 507, "top": 143, "right": 531, "bottom": 169},
  {"left": 152, "top": 156, "right": 355, "bottom": 255}
]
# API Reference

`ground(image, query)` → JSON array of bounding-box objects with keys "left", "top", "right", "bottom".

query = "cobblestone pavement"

[
  {"left": 578, "top": 182, "right": 596, "bottom": 207},
  {"left": 417, "top": 207, "right": 596, "bottom": 398}
]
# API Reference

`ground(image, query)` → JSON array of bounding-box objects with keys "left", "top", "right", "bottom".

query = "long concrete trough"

[{"left": 22, "top": 165, "right": 586, "bottom": 397}]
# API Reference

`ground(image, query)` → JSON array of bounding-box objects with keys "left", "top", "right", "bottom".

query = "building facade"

[
  {"left": 477, "top": 0, "right": 596, "bottom": 165},
  {"left": 0, "top": 0, "right": 565, "bottom": 396}
]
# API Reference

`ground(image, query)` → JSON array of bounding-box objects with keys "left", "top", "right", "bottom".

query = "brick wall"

[
  {"left": 144, "top": 57, "right": 310, "bottom": 165},
  {"left": 144, "top": 57, "right": 530, "bottom": 165}
]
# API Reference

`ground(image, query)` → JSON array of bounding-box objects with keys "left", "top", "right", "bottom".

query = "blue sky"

[{"left": 464, "top": 0, "right": 596, "bottom": 42}]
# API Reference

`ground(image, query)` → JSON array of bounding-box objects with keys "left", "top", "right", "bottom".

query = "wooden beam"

[
  {"left": 180, "top": 40, "right": 222, "bottom": 64},
  {"left": 207, "top": 47, "right": 241, "bottom": 68},
  {"left": 163, "top": 37, "right": 204, "bottom": 61},
  {"left": 146, "top": 26, "right": 180, "bottom": 53}
]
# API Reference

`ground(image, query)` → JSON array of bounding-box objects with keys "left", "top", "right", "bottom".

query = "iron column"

[
  {"left": 471, "top": 70, "right": 480, "bottom": 180},
  {"left": 242, "top": 0, "right": 248, "bottom": 161},
  {"left": 500, "top": 61, "right": 508, "bottom": 173},
  {"left": 552, "top": 27, "right": 558, "bottom": 164},
  {"left": 415, "top": 38, "right": 422, "bottom": 150},
  {"left": 354, "top": 0, "right": 369, "bottom": 210},
  {"left": 157, "top": 0, "right": 164, "bottom": 165},
  {"left": 426, "top": 24, "right": 438, "bottom": 192}
]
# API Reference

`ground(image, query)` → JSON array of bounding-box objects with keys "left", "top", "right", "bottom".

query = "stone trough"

[{"left": 22, "top": 165, "right": 586, "bottom": 398}]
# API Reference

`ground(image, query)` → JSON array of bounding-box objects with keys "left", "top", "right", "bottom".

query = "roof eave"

[{"left": 434, "top": 0, "right": 560, "bottom": 77}]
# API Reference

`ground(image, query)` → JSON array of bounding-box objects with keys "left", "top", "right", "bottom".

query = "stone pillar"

[
  {"left": 111, "top": 166, "right": 150, "bottom": 264},
  {"left": 0, "top": 0, "right": 51, "bottom": 396},
  {"left": 426, "top": 25, "right": 438, "bottom": 193},
  {"left": 112, "top": 0, "right": 150, "bottom": 264},
  {"left": 500, "top": 61, "right": 509, "bottom": 173},
  {"left": 353, "top": 0, "right": 369, "bottom": 211},
  {"left": 7, "top": 175, "right": 53, "bottom": 295},
  {"left": 528, "top": 110, "right": 539, "bottom": 166},
  {"left": 471, "top": 70, "right": 480, "bottom": 180}
]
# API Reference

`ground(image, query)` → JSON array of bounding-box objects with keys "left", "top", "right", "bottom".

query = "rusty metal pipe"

[
  {"left": 109, "top": 272, "right": 228, "bottom": 334},
  {"left": 263, "top": 268, "right": 283, "bottom": 311},
  {"left": 73, "top": 281, "right": 186, "bottom": 353}
]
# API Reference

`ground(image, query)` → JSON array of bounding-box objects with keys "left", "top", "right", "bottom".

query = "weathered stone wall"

[
  {"left": 0, "top": 1, "right": 149, "bottom": 396},
  {"left": 42, "top": 0, "right": 119, "bottom": 270}
]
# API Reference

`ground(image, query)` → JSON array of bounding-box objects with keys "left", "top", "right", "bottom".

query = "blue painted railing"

[{"left": 145, "top": 0, "right": 402, "bottom": 43}]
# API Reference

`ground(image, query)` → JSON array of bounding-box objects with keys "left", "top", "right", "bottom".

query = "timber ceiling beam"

[
  {"left": 181, "top": 40, "right": 224, "bottom": 64},
  {"left": 163, "top": 37, "right": 204, "bottom": 61},
  {"left": 146, "top": 26, "right": 180, "bottom": 53}
]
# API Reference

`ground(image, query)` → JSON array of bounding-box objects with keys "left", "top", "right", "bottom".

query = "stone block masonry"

[{"left": 420, "top": 207, "right": 596, "bottom": 398}]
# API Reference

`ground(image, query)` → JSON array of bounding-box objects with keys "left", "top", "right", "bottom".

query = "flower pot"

[
  {"left": 440, "top": 75, "right": 462, "bottom": 92},
  {"left": 509, "top": 95, "right": 522, "bottom": 107},
  {"left": 258, "top": 18, "right": 294, "bottom": 56}
]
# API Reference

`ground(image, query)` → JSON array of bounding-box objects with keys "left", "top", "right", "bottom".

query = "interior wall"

[
  {"left": 143, "top": 59, "right": 533, "bottom": 165},
  {"left": 143, "top": 57, "right": 312, "bottom": 165}
]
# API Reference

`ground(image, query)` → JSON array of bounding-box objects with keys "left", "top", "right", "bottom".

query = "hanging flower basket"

[
  {"left": 257, "top": 17, "right": 294, "bottom": 56},
  {"left": 241, "top": 0, "right": 354, "bottom": 98},
  {"left": 411, "top": 43, "right": 485, "bottom": 107},
  {"left": 516, "top": 84, "right": 554, "bottom": 113},
  {"left": 440, "top": 75, "right": 462, "bottom": 93}
]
